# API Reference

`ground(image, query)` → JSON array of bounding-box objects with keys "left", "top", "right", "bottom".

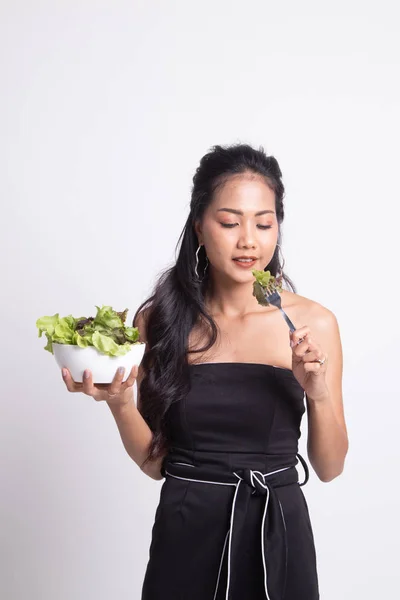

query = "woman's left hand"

[{"left": 289, "top": 326, "right": 329, "bottom": 402}]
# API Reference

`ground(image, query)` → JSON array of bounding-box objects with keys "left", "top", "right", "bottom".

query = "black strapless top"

[{"left": 165, "top": 362, "right": 306, "bottom": 473}]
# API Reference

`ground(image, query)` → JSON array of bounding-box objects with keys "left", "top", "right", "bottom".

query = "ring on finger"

[{"left": 317, "top": 356, "right": 326, "bottom": 365}]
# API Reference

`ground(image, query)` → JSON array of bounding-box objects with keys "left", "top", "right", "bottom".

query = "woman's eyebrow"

[{"left": 216, "top": 208, "right": 275, "bottom": 216}]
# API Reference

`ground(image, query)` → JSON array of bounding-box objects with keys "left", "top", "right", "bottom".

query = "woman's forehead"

[{"left": 210, "top": 174, "right": 276, "bottom": 211}]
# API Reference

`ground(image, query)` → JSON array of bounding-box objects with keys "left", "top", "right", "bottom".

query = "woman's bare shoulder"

[{"left": 281, "top": 289, "right": 339, "bottom": 334}]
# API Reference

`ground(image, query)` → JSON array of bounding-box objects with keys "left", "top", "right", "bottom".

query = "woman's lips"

[{"left": 232, "top": 258, "right": 257, "bottom": 269}]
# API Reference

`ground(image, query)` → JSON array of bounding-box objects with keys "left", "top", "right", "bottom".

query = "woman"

[{"left": 62, "top": 144, "right": 349, "bottom": 599}]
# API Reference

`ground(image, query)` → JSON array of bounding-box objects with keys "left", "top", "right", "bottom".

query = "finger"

[
  {"left": 62, "top": 368, "right": 81, "bottom": 393},
  {"left": 82, "top": 369, "right": 96, "bottom": 396},
  {"left": 292, "top": 339, "right": 312, "bottom": 358},
  {"left": 107, "top": 366, "right": 126, "bottom": 396},
  {"left": 302, "top": 361, "right": 323, "bottom": 374},
  {"left": 92, "top": 367, "right": 134, "bottom": 392},
  {"left": 122, "top": 365, "right": 139, "bottom": 390},
  {"left": 290, "top": 327, "right": 311, "bottom": 347},
  {"left": 303, "top": 334, "right": 324, "bottom": 359},
  {"left": 298, "top": 335, "right": 323, "bottom": 357},
  {"left": 301, "top": 350, "right": 323, "bottom": 363}
]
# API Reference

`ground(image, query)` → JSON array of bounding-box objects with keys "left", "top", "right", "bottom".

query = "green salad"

[
  {"left": 252, "top": 270, "right": 283, "bottom": 306},
  {"left": 36, "top": 305, "right": 141, "bottom": 357}
]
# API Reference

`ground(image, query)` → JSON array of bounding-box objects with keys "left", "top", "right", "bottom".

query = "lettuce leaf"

[
  {"left": 36, "top": 305, "right": 141, "bottom": 357},
  {"left": 251, "top": 269, "right": 283, "bottom": 306}
]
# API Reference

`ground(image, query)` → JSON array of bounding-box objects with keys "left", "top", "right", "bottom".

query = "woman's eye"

[{"left": 220, "top": 223, "right": 272, "bottom": 230}]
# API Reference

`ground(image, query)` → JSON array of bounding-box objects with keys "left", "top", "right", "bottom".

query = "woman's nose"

[{"left": 238, "top": 226, "right": 256, "bottom": 248}]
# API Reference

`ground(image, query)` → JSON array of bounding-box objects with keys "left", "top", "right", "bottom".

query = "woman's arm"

[
  {"left": 108, "top": 399, "right": 165, "bottom": 481},
  {"left": 305, "top": 307, "right": 349, "bottom": 482},
  {"left": 108, "top": 309, "right": 166, "bottom": 481}
]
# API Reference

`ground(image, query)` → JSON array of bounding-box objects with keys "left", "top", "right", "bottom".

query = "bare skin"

[{"left": 188, "top": 289, "right": 309, "bottom": 370}]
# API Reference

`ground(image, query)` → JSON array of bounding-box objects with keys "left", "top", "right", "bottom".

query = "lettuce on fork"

[
  {"left": 36, "top": 305, "right": 140, "bottom": 357},
  {"left": 252, "top": 269, "right": 283, "bottom": 307}
]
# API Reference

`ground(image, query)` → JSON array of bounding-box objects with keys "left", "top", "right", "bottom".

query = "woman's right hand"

[{"left": 61, "top": 365, "right": 139, "bottom": 407}]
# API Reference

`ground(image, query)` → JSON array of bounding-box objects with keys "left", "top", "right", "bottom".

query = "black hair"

[{"left": 133, "top": 143, "right": 296, "bottom": 468}]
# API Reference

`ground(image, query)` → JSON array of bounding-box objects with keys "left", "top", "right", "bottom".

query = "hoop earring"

[
  {"left": 275, "top": 243, "right": 285, "bottom": 279},
  {"left": 195, "top": 244, "right": 209, "bottom": 282}
]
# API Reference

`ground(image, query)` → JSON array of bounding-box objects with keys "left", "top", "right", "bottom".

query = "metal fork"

[{"left": 264, "top": 289, "right": 296, "bottom": 333}]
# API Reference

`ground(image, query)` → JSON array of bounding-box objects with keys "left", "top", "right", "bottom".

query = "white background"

[{"left": 1, "top": 1, "right": 399, "bottom": 598}]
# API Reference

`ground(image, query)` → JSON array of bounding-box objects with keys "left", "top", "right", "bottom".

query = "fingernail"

[
  {"left": 62, "top": 369, "right": 67, "bottom": 378},
  {"left": 84, "top": 370, "right": 90, "bottom": 379},
  {"left": 290, "top": 340, "right": 295, "bottom": 348},
  {"left": 118, "top": 367, "right": 125, "bottom": 375}
]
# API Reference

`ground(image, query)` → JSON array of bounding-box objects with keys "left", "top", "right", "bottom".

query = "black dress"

[{"left": 141, "top": 363, "right": 320, "bottom": 600}]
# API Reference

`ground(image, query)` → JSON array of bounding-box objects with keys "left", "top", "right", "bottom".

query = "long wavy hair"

[{"left": 133, "top": 143, "right": 296, "bottom": 468}]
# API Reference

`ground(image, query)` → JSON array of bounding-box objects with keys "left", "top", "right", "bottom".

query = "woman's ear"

[{"left": 194, "top": 219, "right": 203, "bottom": 245}]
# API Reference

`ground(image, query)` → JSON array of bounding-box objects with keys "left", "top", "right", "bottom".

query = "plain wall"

[{"left": 1, "top": 1, "right": 399, "bottom": 598}]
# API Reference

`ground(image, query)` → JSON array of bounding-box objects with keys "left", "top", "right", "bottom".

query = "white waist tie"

[{"left": 164, "top": 453, "right": 309, "bottom": 600}]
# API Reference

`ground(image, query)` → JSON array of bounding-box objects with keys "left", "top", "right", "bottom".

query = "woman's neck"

[{"left": 204, "top": 277, "right": 272, "bottom": 319}]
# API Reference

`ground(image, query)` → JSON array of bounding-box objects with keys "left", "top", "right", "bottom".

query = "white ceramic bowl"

[{"left": 53, "top": 342, "right": 146, "bottom": 383}]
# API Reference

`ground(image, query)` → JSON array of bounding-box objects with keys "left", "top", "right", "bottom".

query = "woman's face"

[{"left": 195, "top": 173, "right": 279, "bottom": 282}]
